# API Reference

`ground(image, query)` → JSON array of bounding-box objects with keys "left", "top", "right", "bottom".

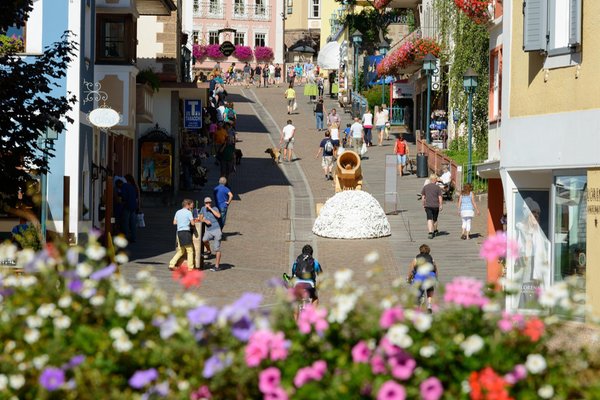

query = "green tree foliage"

[
  {"left": 0, "top": 2, "right": 77, "bottom": 202},
  {"left": 0, "top": 0, "right": 33, "bottom": 31}
]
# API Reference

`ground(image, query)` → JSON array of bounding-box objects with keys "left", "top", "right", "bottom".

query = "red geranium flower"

[
  {"left": 172, "top": 266, "right": 204, "bottom": 289},
  {"left": 522, "top": 317, "right": 545, "bottom": 342},
  {"left": 469, "top": 367, "right": 513, "bottom": 400},
  {"left": 454, "top": 0, "right": 491, "bottom": 24}
]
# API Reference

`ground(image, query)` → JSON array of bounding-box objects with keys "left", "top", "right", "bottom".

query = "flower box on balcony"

[
  {"left": 254, "top": 46, "right": 274, "bottom": 62},
  {"left": 454, "top": 0, "right": 491, "bottom": 24},
  {"left": 233, "top": 45, "right": 253, "bottom": 61}
]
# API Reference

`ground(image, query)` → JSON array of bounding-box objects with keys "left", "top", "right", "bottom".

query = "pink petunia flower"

[
  {"left": 479, "top": 231, "right": 519, "bottom": 262},
  {"left": 420, "top": 377, "right": 444, "bottom": 400},
  {"left": 389, "top": 356, "right": 416, "bottom": 380},
  {"left": 443, "top": 277, "right": 489, "bottom": 308},
  {"left": 371, "top": 354, "right": 387, "bottom": 375},
  {"left": 379, "top": 307, "right": 404, "bottom": 329},
  {"left": 297, "top": 304, "right": 329, "bottom": 334},
  {"left": 377, "top": 380, "right": 406, "bottom": 400},
  {"left": 259, "top": 367, "right": 281, "bottom": 394},
  {"left": 293, "top": 360, "right": 327, "bottom": 387},
  {"left": 312, "top": 360, "right": 327, "bottom": 377},
  {"left": 264, "top": 387, "right": 288, "bottom": 400},
  {"left": 245, "top": 330, "right": 289, "bottom": 367},
  {"left": 352, "top": 341, "right": 371, "bottom": 363}
]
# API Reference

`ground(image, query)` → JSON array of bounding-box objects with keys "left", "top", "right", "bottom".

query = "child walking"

[{"left": 407, "top": 244, "right": 438, "bottom": 313}]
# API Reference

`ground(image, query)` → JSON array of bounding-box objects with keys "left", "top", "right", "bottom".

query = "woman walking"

[
  {"left": 314, "top": 98, "right": 325, "bottom": 131},
  {"left": 457, "top": 183, "right": 480, "bottom": 240},
  {"left": 361, "top": 107, "right": 374, "bottom": 147},
  {"left": 374, "top": 105, "right": 386, "bottom": 146}
]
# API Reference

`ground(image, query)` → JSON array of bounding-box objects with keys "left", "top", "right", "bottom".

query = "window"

[
  {"left": 309, "top": 0, "right": 320, "bottom": 18},
  {"left": 209, "top": 31, "right": 219, "bottom": 45},
  {"left": 489, "top": 47, "right": 502, "bottom": 122},
  {"left": 254, "top": 33, "right": 266, "bottom": 47},
  {"left": 255, "top": 0, "right": 266, "bottom": 16},
  {"left": 96, "top": 14, "right": 136, "bottom": 64},
  {"left": 234, "top": 0, "right": 246, "bottom": 15},
  {"left": 523, "top": 0, "right": 581, "bottom": 54},
  {"left": 192, "top": 30, "right": 199, "bottom": 44},
  {"left": 209, "top": 0, "right": 220, "bottom": 14},
  {"left": 234, "top": 32, "right": 245, "bottom": 46}
]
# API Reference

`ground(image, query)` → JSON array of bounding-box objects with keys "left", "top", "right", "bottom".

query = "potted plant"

[
  {"left": 233, "top": 45, "right": 253, "bottom": 61},
  {"left": 136, "top": 68, "right": 160, "bottom": 92},
  {"left": 254, "top": 46, "right": 274, "bottom": 62},
  {"left": 206, "top": 44, "right": 225, "bottom": 59},
  {"left": 454, "top": 0, "right": 492, "bottom": 24}
]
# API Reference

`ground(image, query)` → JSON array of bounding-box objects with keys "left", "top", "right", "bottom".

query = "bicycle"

[{"left": 283, "top": 273, "right": 314, "bottom": 318}]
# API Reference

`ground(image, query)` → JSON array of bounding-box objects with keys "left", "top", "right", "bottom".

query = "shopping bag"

[
  {"left": 293, "top": 99, "right": 298, "bottom": 111},
  {"left": 137, "top": 212, "right": 146, "bottom": 228},
  {"left": 360, "top": 142, "right": 368, "bottom": 156},
  {"left": 337, "top": 145, "right": 345, "bottom": 156}
]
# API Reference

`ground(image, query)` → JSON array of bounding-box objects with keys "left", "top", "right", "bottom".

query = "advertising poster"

[{"left": 140, "top": 142, "right": 173, "bottom": 192}]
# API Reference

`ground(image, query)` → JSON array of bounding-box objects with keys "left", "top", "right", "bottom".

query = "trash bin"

[{"left": 416, "top": 153, "right": 428, "bottom": 178}]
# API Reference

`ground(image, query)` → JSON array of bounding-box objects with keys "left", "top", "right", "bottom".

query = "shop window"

[
  {"left": 254, "top": 33, "right": 266, "bottom": 47},
  {"left": 96, "top": 14, "right": 136, "bottom": 64}
]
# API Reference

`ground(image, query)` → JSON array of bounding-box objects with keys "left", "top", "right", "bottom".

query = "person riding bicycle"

[{"left": 286, "top": 245, "right": 323, "bottom": 305}]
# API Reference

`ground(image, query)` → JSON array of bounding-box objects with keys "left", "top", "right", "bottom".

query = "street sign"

[
  {"left": 184, "top": 99, "right": 202, "bottom": 129},
  {"left": 220, "top": 41, "right": 235, "bottom": 57}
]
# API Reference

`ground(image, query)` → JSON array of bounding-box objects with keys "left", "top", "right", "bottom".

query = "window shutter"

[
  {"left": 523, "top": 0, "right": 548, "bottom": 52},
  {"left": 568, "top": 0, "right": 582, "bottom": 47}
]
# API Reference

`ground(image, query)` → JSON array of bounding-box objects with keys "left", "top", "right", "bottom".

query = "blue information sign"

[{"left": 184, "top": 99, "right": 203, "bottom": 129}]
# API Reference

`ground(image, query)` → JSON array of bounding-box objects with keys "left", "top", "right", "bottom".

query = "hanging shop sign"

[
  {"left": 220, "top": 41, "right": 235, "bottom": 57},
  {"left": 88, "top": 107, "right": 120, "bottom": 129}
]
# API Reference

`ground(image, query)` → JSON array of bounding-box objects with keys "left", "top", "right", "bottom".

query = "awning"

[
  {"left": 289, "top": 45, "right": 316, "bottom": 54},
  {"left": 476, "top": 160, "right": 501, "bottom": 179},
  {"left": 317, "top": 41, "right": 340, "bottom": 70}
]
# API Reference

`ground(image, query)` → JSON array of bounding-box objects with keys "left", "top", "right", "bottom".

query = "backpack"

[
  {"left": 227, "top": 108, "right": 235, "bottom": 120},
  {"left": 295, "top": 254, "right": 316, "bottom": 280},
  {"left": 324, "top": 140, "right": 334, "bottom": 153}
]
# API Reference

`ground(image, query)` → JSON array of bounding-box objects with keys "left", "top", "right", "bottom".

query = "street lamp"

[
  {"left": 422, "top": 53, "right": 437, "bottom": 144},
  {"left": 351, "top": 30, "right": 363, "bottom": 94},
  {"left": 463, "top": 67, "right": 478, "bottom": 184},
  {"left": 379, "top": 39, "right": 390, "bottom": 106}
]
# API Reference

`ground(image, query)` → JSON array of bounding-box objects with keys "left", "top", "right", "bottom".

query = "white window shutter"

[
  {"left": 568, "top": 0, "right": 582, "bottom": 47},
  {"left": 523, "top": 0, "right": 548, "bottom": 52}
]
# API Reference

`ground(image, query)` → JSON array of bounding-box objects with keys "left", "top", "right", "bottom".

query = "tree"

[{"left": 0, "top": 2, "right": 77, "bottom": 204}]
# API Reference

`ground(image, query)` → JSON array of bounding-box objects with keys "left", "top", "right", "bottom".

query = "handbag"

[
  {"left": 137, "top": 212, "right": 146, "bottom": 228},
  {"left": 293, "top": 100, "right": 298, "bottom": 111},
  {"left": 360, "top": 142, "right": 368, "bottom": 156}
]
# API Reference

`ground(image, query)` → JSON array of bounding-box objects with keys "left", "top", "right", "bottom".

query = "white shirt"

[
  {"left": 282, "top": 124, "right": 295, "bottom": 140},
  {"left": 330, "top": 128, "right": 340, "bottom": 141},
  {"left": 362, "top": 113, "right": 373, "bottom": 127},
  {"left": 217, "top": 105, "right": 225, "bottom": 121},
  {"left": 269, "top": 64, "right": 275, "bottom": 74},
  {"left": 382, "top": 108, "right": 389, "bottom": 123},
  {"left": 350, "top": 122, "right": 363, "bottom": 138},
  {"left": 439, "top": 171, "right": 452, "bottom": 185}
]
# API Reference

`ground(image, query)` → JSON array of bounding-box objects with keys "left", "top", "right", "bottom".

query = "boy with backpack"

[
  {"left": 289, "top": 245, "right": 323, "bottom": 305},
  {"left": 407, "top": 244, "right": 438, "bottom": 313},
  {"left": 315, "top": 131, "right": 335, "bottom": 180}
]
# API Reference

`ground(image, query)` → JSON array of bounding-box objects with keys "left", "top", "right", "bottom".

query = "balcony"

[
  {"left": 193, "top": 2, "right": 225, "bottom": 19},
  {"left": 136, "top": 83, "right": 154, "bottom": 123},
  {"left": 232, "top": 4, "right": 272, "bottom": 20}
]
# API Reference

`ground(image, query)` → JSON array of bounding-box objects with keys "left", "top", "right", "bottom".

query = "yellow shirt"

[{"left": 285, "top": 88, "right": 296, "bottom": 99}]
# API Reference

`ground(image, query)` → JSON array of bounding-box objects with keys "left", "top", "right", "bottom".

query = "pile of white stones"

[{"left": 312, "top": 190, "right": 391, "bottom": 239}]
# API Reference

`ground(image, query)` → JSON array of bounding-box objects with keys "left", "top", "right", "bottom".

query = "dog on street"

[{"left": 265, "top": 147, "right": 281, "bottom": 163}]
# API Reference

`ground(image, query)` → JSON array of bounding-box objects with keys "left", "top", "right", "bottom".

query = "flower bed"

[
  {"left": 192, "top": 44, "right": 208, "bottom": 60},
  {"left": 377, "top": 37, "right": 441, "bottom": 77},
  {"left": 254, "top": 46, "right": 274, "bottom": 62},
  {"left": 0, "top": 234, "right": 598, "bottom": 399},
  {"left": 454, "top": 0, "right": 491, "bottom": 25},
  {"left": 234, "top": 45, "right": 254, "bottom": 61}
]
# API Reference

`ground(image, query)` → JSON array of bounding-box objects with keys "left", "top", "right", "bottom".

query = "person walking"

[
  {"left": 274, "top": 63, "right": 282, "bottom": 87},
  {"left": 394, "top": 134, "right": 409, "bottom": 176},
  {"left": 375, "top": 105, "right": 386, "bottom": 146},
  {"left": 421, "top": 174, "right": 443, "bottom": 239},
  {"left": 330, "top": 120, "right": 341, "bottom": 158},
  {"left": 284, "top": 84, "right": 296, "bottom": 115},
  {"left": 327, "top": 108, "right": 341, "bottom": 129},
  {"left": 457, "top": 183, "right": 480, "bottom": 240},
  {"left": 214, "top": 176, "right": 234, "bottom": 229},
  {"left": 349, "top": 117, "right": 364, "bottom": 156},
  {"left": 361, "top": 107, "right": 374, "bottom": 147},
  {"left": 243, "top": 62, "right": 252, "bottom": 88},
  {"left": 168, "top": 199, "right": 196, "bottom": 271},
  {"left": 407, "top": 244, "right": 438, "bottom": 313},
  {"left": 199, "top": 197, "right": 223, "bottom": 272},
  {"left": 262, "top": 63, "right": 270, "bottom": 88},
  {"left": 287, "top": 66, "right": 296, "bottom": 87},
  {"left": 254, "top": 64, "right": 262, "bottom": 87},
  {"left": 381, "top": 104, "right": 390, "bottom": 140},
  {"left": 268, "top": 63, "right": 275, "bottom": 85},
  {"left": 280, "top": 119, "right": 296, "bottom": 162},
  {"left": 116, "top": 178, "right": 138, "bottom": 243},
  {"left": 315, "top": 130, "right": 335, "bottom": 180},
  {"left": 314, "top": 98, "right": 325, "bottom": 131}
]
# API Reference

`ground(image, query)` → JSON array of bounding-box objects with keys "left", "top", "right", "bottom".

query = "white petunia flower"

[
  {"left": 538, "top": 384, "right": 554, "bottom": 399},
  {"left": 8, "top": 374, "right": 24, "bottom": 390},
  {"left": 26, "top": 315, "right": 43, "bottom": 329},
  {"left": 126, "top": 317, "right": 145, "bottom": 335},
  {"left": 113, "top": 235, "right": 128, "bottom": 249},
  {"left": 53, "top": 315, "right": 71, "bottom": 330},
  {"left": 24, "top": 329, "right": 40, "bottom": 344},
  {"left": 0, "top": 374, "right": 7, "bottom": 390},
  {"left": 334, "top": 269, "right": 354, "bottom": 289},
  {"left": 58, "top": 296, "right": 72, "bottom": 308},
  {"left": 413, "top": 313, "right": 432, "bottom": 333},
  {"left": 85, "top": 245, "right": 106, "bottom": 261},
  {"left": 18, "top": 363, "right": 28, "bottom": 371},
  {"left": 461, "top": 380, "right": 471, "bottom": 394},
  {"left": 109, "top": 327, "right": 126, "bottom": 340},
  {"left": 363, "top": 251, "right": 380, "bottom": 265},
  {"left": 386, "top": 324, "right": 410, "bottom": 347},
  {"left": 33, "top": 354, "right": 49, "bottom": 369},
  {"left": 177, "top": 380, "right": 190, "bottom": 391},
  {"left": 419, "top": 345, "right": 437, "bottom": 358},
  {"left": 115, "top": 299, "right": 135, "bottom": 317},
  {"left": 37, "top": 303, "right": 56, "bottom": 318},
  {"left": 13, "top": 351, "right": 25, "bottom": 362},
  {"left": 90, "top": 295, "right": 105, "bottom": 306},
  {"left": 136, "top": 270, "right": 151, "bottom": 281},
  {"left": 3, "top": 275, "right": 18, "bottom": 287},
  {"left": 116, "top": 282, "right": 133, "bottom": 297},
  {"left": 115, "top": 253, "right": 129, "bottom": 265},
  {"left": 328, "top": 293, "right": 358, "bottom": 323},
  {"left": 76, "top": 263, "right": 93, "bottom": 278},
  {"left": 19, "top": 276, "right": 37, "bottom": 288},
  {"left": 80, "top": 280, "right": 98, "bottom": 299},
  {"left": 182, "top": 292, "right": 203, "bottom": 308},
  {"left": 15, "top": 249, "right": 35, "bottom": 268},
  {"left": 133, "top": 288, "right": 152, "bottom": 304},
  {"left": 460, "top": 334, "right": 484, "bottom": 357},
  {"left": 482, "top": 302, "right": 501, "bottom": 313},
  {"left": 526, "top": 354, "right": 547, "bottom": 374},
  {"left": 113, "top": 335, "right": 133, "bottom": 352},
  {"left": 4, "top": 341, "right": 16, "bottom": 353}
]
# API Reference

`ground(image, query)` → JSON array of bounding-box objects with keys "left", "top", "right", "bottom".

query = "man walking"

[
  {"left": 349, "top": 117, "right": 364, "bottom": 155},
  {"left": 200, "top": 197, "right": 223, "bottom": 272},
  {"left": 213, "top": 176, "right": 233, "bottom": 229},
  {"left": 116, "top": 179, "right": 138, "bottom": 243},
  {"left": 168, "top": 199, "right": 196, "bottom": 271},
  {"left": 421, "top": 174, "right": 443, "bottom": 239},
  {"left": 280, "top": 119, "right": 296, "bottom": 162},
  {"left": 315, "top": 131, "right": 335, "bottom": 180},
  {"left": 327, "top": 108, "right": 341, "bottom": 128}
]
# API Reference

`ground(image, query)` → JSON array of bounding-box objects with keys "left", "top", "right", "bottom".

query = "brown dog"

[{"left": 265, "top": 147, "right": 281, "bottom": 163}]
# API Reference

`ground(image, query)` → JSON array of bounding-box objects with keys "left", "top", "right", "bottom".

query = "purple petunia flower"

[
  {"left": 141, "top": 381, "right": 170, "bottom": 399},
  {"left": 40, "top": 367, "right": 66, "bottom": 391},
  {"left": 129, "top": 368, "right": 158, "bottom": 389},
  {"left": 62, "top": 355, "right": 85, "bottom": 370},
  {"left": 155, "top": 315, "right": 179, "bottom": 339},
  {"left": 232, "top": 292, "right": 263, "bottom": 310},
  {"left": 231, "top": 315, "right": 255, "bottom": 342},
  {"left": 90, "top": 263, "right": 117, "bottom": 280},
  {"left": 202, "top": 353, "right": 232, "bottom": 378},
  {"left": 68, "top": 279, "right": 83, "bottom": 293},
  {"left": 187, "top": 305, "right": 218, "bottom": 326}
]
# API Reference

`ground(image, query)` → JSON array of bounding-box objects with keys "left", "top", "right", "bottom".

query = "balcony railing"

[
  {"left": 232, "top": 4, "right": 272, "bottom": 20},
  {"left": 193, "top": 2, "right": 224, "bottom": 19}
]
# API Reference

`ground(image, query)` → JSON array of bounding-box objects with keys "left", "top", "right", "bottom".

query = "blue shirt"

[
  {"left": 292, "top": 258, "right": 323, "bottom": 287},
  {"left": 213, "top": 184, "right": 232, "bottom": 209},
  {"left": 174, "top": 208, "right": 194, "bottom": 231},
  {"left": 201, "top": 206, "right": 220, "bottom": 231}
]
